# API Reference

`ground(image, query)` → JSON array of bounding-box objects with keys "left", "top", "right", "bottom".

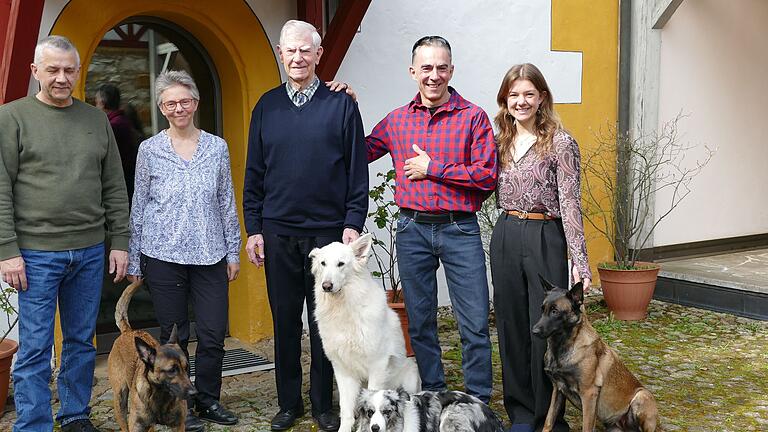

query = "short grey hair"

[
  {"left": 154, "top": 70, "right": 200, "bottom": 105},
  {"left": 411, "top": 36, "right": 452, "bottom": 63},
  {"left": 279, "top": 20, "right": 321, "bottom": 48},
  {"left": 34, "top": 35, "right": 80, "bottom": 66}
]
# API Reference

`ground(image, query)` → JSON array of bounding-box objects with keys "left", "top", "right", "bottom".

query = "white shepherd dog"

[{"left": 309, "top": 234, "right": 421, "bottom": 432}]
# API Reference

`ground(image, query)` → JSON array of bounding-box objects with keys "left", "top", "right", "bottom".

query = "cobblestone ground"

[{"left": 1, "top": 294, "right": 766, "bottom": 431}]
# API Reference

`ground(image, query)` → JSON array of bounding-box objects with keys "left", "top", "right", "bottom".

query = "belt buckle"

[{"left": 518, "top": 210, "right": 529, "bottom": 220}]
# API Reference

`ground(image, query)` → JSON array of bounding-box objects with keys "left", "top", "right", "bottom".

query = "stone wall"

[{"left": 85, "top": 46, "right": 152, "bottom": 138}]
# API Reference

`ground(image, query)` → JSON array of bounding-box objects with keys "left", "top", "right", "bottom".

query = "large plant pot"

[
  {"left": 598, "top": 262, "right": 661, "bottom": 321},
  {"left": 386, "top": 291, "right": 414, "bottom": 357},
  {"left": 0, "top": 338, "right": 19, "bottom": 416}
]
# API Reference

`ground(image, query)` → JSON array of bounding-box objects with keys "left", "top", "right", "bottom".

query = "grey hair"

[
  {"left": 154, "top": 70, "right": 200, "bottom": 104},
  {"left": 279, "top": 20, "right": 322, "bottom": 48},
  {"left": 34, "top": 35, "right": 80, "bottom": 66}
]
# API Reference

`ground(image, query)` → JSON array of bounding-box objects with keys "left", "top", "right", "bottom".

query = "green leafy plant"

[
  {"left": 366, "top": 169, "right": 403, "bottom": 302},
  {"left": 581, "top": 114, "right": 714, "bottom": 269},
  {"left": 0, "top": 285, "right": 18, "bottom": 345},
  {"left": 477, "top": 194, "right": 502, "bottom": 264}
]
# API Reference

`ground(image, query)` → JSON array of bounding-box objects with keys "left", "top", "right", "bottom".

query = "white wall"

[{"left": 654, "top": 0, "right": 768, "bottom": 246}]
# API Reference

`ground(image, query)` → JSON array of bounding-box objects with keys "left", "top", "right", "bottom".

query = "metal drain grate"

[{"left": 189, "top": 348, "right": 274, "bottom": 379}]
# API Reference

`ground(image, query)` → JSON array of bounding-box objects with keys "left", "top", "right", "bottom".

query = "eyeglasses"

[{"left": 161, "top": 98, "right": 196, "bottom": 110}]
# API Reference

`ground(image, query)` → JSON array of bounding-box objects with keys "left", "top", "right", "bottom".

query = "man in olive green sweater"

[{"left": 0, "top": 36, "right": 129, "bottom": 432}]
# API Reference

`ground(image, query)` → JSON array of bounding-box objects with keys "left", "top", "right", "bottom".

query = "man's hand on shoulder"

[
  {"left": 246, "top": 234, "right": 266, "bottom": 267},
  {"left": 404, "top": 144, "right": 431, "bottom": 180},
  {"left": 109, "top": 250, "right": 128, "bottom": 283},
  {"left": 1, "top": 256, "right": 28, "bottom": 291},
  {"left": 325, "top": 81, "right": 357, "bottom": 102},
  {"left": 342, "top": 228, "right": 360, "bottom": 245}
]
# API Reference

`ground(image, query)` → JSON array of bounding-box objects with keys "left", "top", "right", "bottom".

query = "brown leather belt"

[{"left": 507, "top": 210, "right": 556, "bottom": 220}]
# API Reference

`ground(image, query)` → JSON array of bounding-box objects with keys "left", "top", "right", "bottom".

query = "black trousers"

[
  {"left": 263, "top": 233, "right": 336, "bottom": 415},
  {"left": 489, "top": 214, "right": 570, "bottom": 432},
  {"left": 141, "top": 255, "right": 229, "bottom": 409}
]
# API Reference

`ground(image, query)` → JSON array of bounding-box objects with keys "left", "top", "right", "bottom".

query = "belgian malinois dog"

[
  {"left": 532, "top": 276, "right": 660, "bottom": 432},
  {"left": 107, "top": 280, "right": 197, "bottom": 431}
]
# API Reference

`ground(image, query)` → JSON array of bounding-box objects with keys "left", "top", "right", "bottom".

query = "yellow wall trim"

[{"left": 552, "top": 0, "right": 619, "bottom": 278}]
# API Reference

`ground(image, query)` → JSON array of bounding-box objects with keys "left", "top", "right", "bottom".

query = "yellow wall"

[
  {"left": 50, "top": 0, "right": 279, "bottom": 346},
  {"left": 552, "top": 0, "right": 618, "bottom": 279}
]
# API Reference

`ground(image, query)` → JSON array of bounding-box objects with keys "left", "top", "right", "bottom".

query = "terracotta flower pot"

[
  {"left": 0, "top": 338, "right": 19, "bottom": 416},
  {"left": 386, "top": 291, "right": 414, "bottom": 357},
  {"left": 598, "top": 262, "right": 661, "bottom": 321}
]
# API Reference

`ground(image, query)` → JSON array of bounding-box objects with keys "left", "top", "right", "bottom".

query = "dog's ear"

[
  {"left": 135, "top": 337, "right": 156, "bottom": 367},
  {"left": 569, "top": 282, "right": 584, "bottom": 306},
  {"left": 538, "top": 274, "right": 557, "bottom": 292},
  {"left": 397, "top": 387, "right": 411, "bottom": 401},
  {"left": 351, "top": 233, "right": 373, "bottom": 261},
  {"left": 168, "top": 323, "right": 180, "bottom": 345},
  {"left": 308, "top": 248, "right": 319, "bottom": 260}
]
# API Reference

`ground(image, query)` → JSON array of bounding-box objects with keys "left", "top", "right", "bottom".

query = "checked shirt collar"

[
  {"left": 408, "top": 86, "right": 469, "bottom": 114},
  {"left": 286, "top": 76, "right": 320, "bottom": 107}
]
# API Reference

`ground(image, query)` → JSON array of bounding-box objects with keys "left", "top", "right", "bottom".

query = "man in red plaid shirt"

[{"left": 366, "top": 36, "right": 497, "bottom": 403}]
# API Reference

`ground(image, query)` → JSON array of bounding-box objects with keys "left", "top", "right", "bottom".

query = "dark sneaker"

[
  {"left": 61, "top": 419, "right": 99, "bottom": 432},
  {"left": 185, "top": 409, "right": 205, "bottom": 432},
  {"left": 313, "top": 411, "right": 340, "bottom": 431},
  {"left": 271, "top": 407, "right": 304, "bottom": 431},
  {"left": 198, "top": 402, "right": 238, "bottom": 425}
]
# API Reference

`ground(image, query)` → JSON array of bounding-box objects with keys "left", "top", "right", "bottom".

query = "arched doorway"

[
  {"left": 50, "top": 0, "right": 281, "bottom": 350},
  {"left": 85, "top": 18, "right": 223, "bottom": 351}
]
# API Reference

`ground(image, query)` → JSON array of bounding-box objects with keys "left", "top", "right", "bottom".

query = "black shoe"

[
  {"left": 198, "top": 402, "right": 239, "bottom": 425},
  {"left": 271, "top": 407, "right": 304, "bottom": 431},
  {"left": 313, "top": 411, "right": 340, "bottom": 431},
  {"left": 185, "top": 409, "right": 205, "bottom": 432},
  {"left": 61, "top": 419, "right": 100, "bottom": 432}
]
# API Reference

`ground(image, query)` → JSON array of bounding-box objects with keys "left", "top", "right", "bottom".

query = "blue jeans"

[
  {"left": 395, "top": 214, "right": 493, "bottom": 402},
  {"left": 13, "top": 243, "right": 105, "bottom": 432}
]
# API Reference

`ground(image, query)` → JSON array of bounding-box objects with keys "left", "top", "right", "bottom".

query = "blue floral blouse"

[{"left": 127, "top": 130, "right": 241, "bottom": 276}]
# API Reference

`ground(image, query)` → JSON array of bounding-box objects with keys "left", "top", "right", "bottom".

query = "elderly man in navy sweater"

[{"left": 242, "top": 19, "right": 368, "bottom": 432}]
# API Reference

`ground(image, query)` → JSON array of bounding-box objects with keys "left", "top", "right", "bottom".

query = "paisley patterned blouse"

[
  {"left": 496, "top": 130, "right": 591, "bottom": 279},
  {"left": 127, "top": 130, "right": 241, "bottom": 276}
]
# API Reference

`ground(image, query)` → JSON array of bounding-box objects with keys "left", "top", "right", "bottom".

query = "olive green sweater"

[{"left": 0, "top": 96, "right": 129, "bottom": 259}]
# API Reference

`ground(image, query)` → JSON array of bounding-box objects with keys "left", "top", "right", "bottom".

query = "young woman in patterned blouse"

[
  {"left": 489, "top": 63, "right": 592, "bottom": 432},
  {"left": 126, "top": 71, "right": 241, "bottom": 430}
]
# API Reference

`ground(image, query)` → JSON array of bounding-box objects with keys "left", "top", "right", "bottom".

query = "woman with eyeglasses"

[{"left": 126, "top": 70, "right": 241, "bottom": 430}]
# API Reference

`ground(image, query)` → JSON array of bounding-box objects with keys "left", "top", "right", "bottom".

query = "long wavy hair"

[{"left": 494, "top": 63, "right": 563, "bottom": 168}]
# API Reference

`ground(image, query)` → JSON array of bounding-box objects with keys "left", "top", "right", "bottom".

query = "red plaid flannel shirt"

[{"left": 367, "top": 88, "right": 497, "bottom": 212}]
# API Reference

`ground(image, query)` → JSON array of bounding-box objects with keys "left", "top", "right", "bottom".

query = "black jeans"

[
  {"left": 489, "top": 214, "right": 570, "bottom": 432},
  {"left": 141, "top": 254, "right": 229, "bottom": 409},
  {"left": 263, "top": 233, "right": 337, "bottom": 415}
]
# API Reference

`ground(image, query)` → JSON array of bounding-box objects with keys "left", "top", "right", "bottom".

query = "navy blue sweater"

[{"left": 243, "top": 83, "right": 368, "bottom": 236}]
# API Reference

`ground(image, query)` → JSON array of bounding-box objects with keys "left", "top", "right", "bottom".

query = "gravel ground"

[{"left": 1, "top": 293, "right": 766, "bottom": 431}]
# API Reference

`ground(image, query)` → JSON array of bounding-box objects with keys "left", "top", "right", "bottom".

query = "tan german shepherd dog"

[
  {"left": 107, "top": 280, "right": 197, "bottom": 431},
  {"left": 532, "top": 276, "right": 660, "bottom": 432}
]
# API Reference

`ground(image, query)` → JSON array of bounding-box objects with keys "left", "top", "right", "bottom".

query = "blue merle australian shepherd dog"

[{"left": 354, "top": 388, "right": 504, "bottom": 432}]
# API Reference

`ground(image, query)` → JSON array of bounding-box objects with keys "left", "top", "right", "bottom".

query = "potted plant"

[
  {"left": 366, "top": 169, "right": 413, "bottom": 356},
  {"left": 0, "top": 284, "right": 19, "bottom": 416},
  {"left": 581, "top": 114, "right": 714, "bottom": 320}
]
